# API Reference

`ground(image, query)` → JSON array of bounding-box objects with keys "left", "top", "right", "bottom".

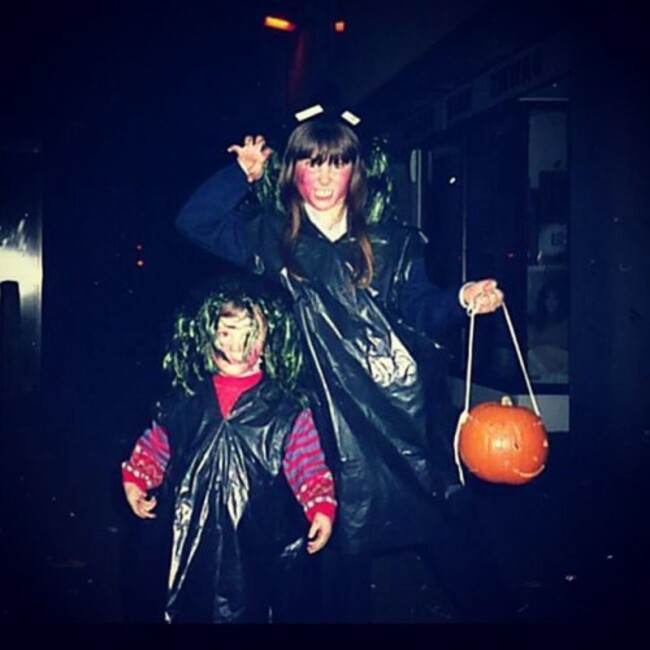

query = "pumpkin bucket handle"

[{"left": 452, "top": 301, "right": 542, "bottom": 485}]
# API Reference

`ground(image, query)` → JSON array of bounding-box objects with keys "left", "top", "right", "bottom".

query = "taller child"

[{"left": 176, "top": 119, "right": 504, "bottom": 621}]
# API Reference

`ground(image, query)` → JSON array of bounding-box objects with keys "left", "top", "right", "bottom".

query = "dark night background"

[
  {"left": 1, "top": 0, "right": 649, "bottom": 626},
  {"left": 3, "top": 1, "right": 306, "bottom": 459}
]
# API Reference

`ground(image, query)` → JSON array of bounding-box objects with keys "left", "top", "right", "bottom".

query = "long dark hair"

[{"left": 278, "top": 120, "right": 375, "bottom": 287}]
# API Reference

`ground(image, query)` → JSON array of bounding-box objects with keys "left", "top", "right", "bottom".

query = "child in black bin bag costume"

[
  {"left": 121, "top": 274, "right": 336, "bottom": 623},
  {"left": 174, "top": 113, "right": 514, "bottom": 622}
]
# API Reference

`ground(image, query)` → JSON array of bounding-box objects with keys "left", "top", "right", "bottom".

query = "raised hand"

[{"left": 226, "top": 134, "right": 273, "bottom": 183}]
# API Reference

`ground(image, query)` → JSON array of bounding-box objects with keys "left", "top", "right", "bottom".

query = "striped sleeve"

[
  {"left": 283, "top": 408, "right": 337, "bottom": 523},
  {"left": 121, "top": 420, "right": 170, "bottom": 491}
]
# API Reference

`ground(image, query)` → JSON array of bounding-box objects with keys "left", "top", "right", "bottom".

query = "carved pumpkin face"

[{"left": 459, "top": 396, "right": 549, "bottom": 485}]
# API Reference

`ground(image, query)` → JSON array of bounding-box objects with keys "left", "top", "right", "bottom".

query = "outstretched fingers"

[{"left": 226, "top": 134, "right": 273, "bottom": 182}]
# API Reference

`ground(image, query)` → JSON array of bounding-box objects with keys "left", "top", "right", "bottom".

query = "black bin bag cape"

[
  {"left": 155, "top": 373, "right": 309, "bottom": 623},
  {"left": 176, "top": 162, "right": 465, "bottom": 556},
  {"left": 127, "top": 273, "right": 319, "bottom": 624}
]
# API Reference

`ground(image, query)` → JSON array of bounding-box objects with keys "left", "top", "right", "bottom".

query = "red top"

[{"left": 212, "top": 370, "right": 263, "bottom": 417}]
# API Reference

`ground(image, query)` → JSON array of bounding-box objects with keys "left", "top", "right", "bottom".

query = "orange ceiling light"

[
  {"left": 334, "top": 20, "right": 346, "bottom": 32},
  {"left": 264, "top": 15, "right": 297, "bottom": 32}
]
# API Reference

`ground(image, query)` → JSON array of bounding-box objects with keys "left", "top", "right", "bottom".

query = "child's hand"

[
  {"left": 307, "top": 512, "right": 333, "bottom": 554},
  {"left": 461, "top": 279, "right": 504, "bottom": 315},
  {"left": 124, "top": 482, "right": 157, "bottom": 519},
  {"left": 227, "top": 134, "right": 273, "bottom": 183}
]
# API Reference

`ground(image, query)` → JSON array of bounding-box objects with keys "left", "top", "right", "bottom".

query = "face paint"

[
  {"left": 295, "top": 157, "right": 352, "bottom": 213},
  {"left": 212, "top": 303, "right": 267, "bottom": 376}
]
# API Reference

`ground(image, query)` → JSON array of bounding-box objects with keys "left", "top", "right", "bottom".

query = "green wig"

[
  {"left": 162, "top": 274, "right": 304, "bottom": 397},
  {"left": 364, "top": 136, "right": 399, "bottom": 225}
]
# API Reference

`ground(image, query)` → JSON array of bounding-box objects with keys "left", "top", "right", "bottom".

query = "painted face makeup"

[
  {"left": 212, "top": 303, "right": 267, "bottom": 376},
  {"left": 294, "top": 157, "right": 352, "bottom": 213}
]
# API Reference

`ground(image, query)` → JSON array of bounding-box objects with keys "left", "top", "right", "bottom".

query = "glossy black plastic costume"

[
  {"left": 176, "top": 163, "right": 466, "bottom": 555},
  {"left": 157, "top": 376, "right": 311, "bottom": 623}
]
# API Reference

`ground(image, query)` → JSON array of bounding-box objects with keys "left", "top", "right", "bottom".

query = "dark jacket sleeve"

[
  {"left": 175, "top": 162, "right": 255, "bottom": 267},
  {"left": 396, "top": 231, "right": 466, "bottom": 341}
]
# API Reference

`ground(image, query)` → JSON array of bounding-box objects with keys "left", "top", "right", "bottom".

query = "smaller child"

[{"left": 121, "top": 275, "right": 336, "bottom": 623}]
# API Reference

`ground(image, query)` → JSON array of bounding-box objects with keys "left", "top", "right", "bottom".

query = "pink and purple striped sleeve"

[
  {"left": 282, "top": 408, "right": 337, "bottom": 523},
  {"left": 121, "top": 420, "right": 170, "bottom": 492}
]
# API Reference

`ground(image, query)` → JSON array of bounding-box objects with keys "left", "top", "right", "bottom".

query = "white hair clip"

[
  {"left": 294, "top": 104, "right": 325, "bottom": 122},
  {"left": 294, "top": 104, "right": 362, "bottom": 126},
  {"left": 340, "top": 110, "right": 361, "bottom": 126}
]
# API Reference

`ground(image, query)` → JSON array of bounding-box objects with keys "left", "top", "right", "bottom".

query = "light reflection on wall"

[
  {"left": 0, "top": 218, "right": 43, "bottom": 296},
  {"left": 1, "top": 143, "right": 43, "bottom": 398}
]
